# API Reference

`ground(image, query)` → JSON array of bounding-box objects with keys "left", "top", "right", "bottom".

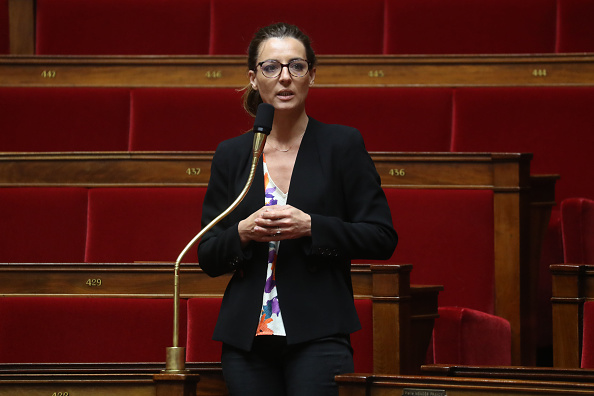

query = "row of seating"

[
  {"left": 2, "top": 86, "right": 593, "bottom": 207},
  {"left": 0, "top": 186, "right": 496, "bottom": 315},
  {"left": 1, "top": 0, "right": 594, "bottom": 55}
]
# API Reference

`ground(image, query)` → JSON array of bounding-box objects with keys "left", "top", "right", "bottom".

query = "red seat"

[
  {"left": 0, "top": 297, "right": 186, "bottom": 363},
  {"left": 0, "top": 88, "right": 130, "bottom": 152},
  {"left": 384, "top": 0, "right": 557, "bottom": 54},
  {"left": 428, "top": 307, "right": 511, "bottom": 365},
  {"left": 0, "top": 0, "right": 9, "bottom": 54},
  {"left": 36, "top": 0, "right": 210, "bottom": 55},
  {"left": 186, "top": 298, "right": 223, "bottom": 363},
  {"left": 451, "top": 87, "right": 594, "bottom": 205},
  {"left": 557, "top": 0, "right": 594, "bottom": 53},
  {"left": 561, "top": 198, "right": 594, "bottom": 264},
  {"left": 385, "top": 189, "right": 495, "bottom": 313},
  {"left": 130, "top": 88, "right": 253, "bottom": 151},
  {"left": 85, "top": 188, "right": 207, "bottom": 263},
  {"left": 209, "top": 0, "right": 384, "bottom": 55},
  {"left": 0, "top": 188, "right": 88, "bottom": 263},
  {"left": 352, "top": 299, "right": 373, "bottom": 373},
  {"left": 307, "top": 88, "right": 453, "bottom": 152}
]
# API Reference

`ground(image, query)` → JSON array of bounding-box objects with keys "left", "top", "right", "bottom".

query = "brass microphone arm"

[{"left": 164, "top": 132, "right": 267, "bottom": 373}]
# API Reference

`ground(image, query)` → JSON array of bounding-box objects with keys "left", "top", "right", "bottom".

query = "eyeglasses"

[{"left": 256, "top": 59, "right": 311, "bottom": 78}]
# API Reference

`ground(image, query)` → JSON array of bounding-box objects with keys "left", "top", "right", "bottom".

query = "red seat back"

[
  {"left": 451, "top": 87, "right": 594, "bottom": 204},
  {"left": 557, "top": 0, "right": 594, "bottom": 53},
  {"left": 385, "top": 188, "right": 495, "bottom": 313},
  {"left": 130, "top": 88, "right": 253, "bottom": 151},
  {"left": 307, "top": 88, "right": 453, "bottom": 152},
  {"left": 561, "top": 198, "right": 594, "bottom": 264},
  {"left": 36, "top": 0, "right": 210, "bottom": 55},
  {"left": 209, "top": 0, "right": 384, "bottom": 55},
  {"left": 0, "top": 88, "right": 130, "bottom": 152},
  {"left": 0, "top": 188, "right": 88, "bottom": 263},
  {"left": 385, "top": 0, "right": 556, "bottom": 54},
  {"left": 0, "top": 297, "right": 186, "bottom": 363},
  {"left": 85, "top": 188, "right": 206, "bottom": 263}
]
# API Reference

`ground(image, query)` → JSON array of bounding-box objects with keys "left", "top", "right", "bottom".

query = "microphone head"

[{"left": 253, "top": 103, "right": 275, "bottom": 135}]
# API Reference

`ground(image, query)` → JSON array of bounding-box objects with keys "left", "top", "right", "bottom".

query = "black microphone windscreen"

[{"left": 253, "top": 103, "right": 275, "bottom": 135}]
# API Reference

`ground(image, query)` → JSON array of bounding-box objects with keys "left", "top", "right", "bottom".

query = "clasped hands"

[{"left": 239, "top": 204, "right": 311, "bottom": 245}]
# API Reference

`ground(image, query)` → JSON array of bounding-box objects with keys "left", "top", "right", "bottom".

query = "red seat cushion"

[
  {"left": 429, "top": 306, "right": 511, "bottom": 365},
  {"left": 0, "top": 188, "right": 88, "bottom": 263},
  {"left": 0, "top": 88, "right": 130, "bottom": 152},
  {"left": 561, "top": 198, "right": 594, "bottom": 264},
  {"left": 36, "top": 0, "right": 210, "bottom": 55},
  {"left": 186, "top": 298, "right": 223, "bottom": 363},
  {"left": 85, "top": 188, "right": 206, "bottom": 263},
  {"left": 385, "top": 0, "right": 557, "bottom": 54},
  {"left": 130, "top": 88, "right": 253, "bottom": 151},
  {"left": 0, "top": 0, "right": 9, "bottom": 54},
  {"left": 451, "top": 87, "right": 594, "bottom": 204},
  {"left": 0, "top": 297, "right": 186, "bottom": 363},
  {"left": 384, "top": 189, "right": 495, "bottom": 313},
  {"left": 352, "top": 299, "right": 373, "bottom": 373},
  {"left": 209, "top": 0, "right": 384, "bottom": 55},
  {"left": 307, "top": 88, "right": 453, "bottom": 152},
  {"left": 557, "top": 0, "right": 594, "bottom": 53}
]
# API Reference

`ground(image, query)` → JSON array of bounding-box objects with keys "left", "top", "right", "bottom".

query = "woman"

[{"left": 198, "top": 22, "right": 398, "bottom": 396}]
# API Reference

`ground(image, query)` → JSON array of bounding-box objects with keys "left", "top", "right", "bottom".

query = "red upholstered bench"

[
  {"left": 307, "top": 88, "right": 453, "bottom": 152},
  {"left": 428, "top": 307, "right": 511, "bottom": 365},
  {"left": 382, "top": 188, "right": 511, "bottom": 365},
  {"left": 35, "top": 0, "right": 210, "bottom": 55},
  {"left": 130, "top": 88, "right": 253, "bottom": 151},
  {"left": 561, "top": 198, "right": 594, "bottom": 264},
  {"left": 451, "top": 87, "right": 594, "bottom": 205},
  {"left": 557, "top": 0, "right": 594, "bottom": 53},
  {"left": 0, "top": 88, "right": 130, "bottom": 152},
  {"left": 384, "top": 0, "right": 557, "bottom": 54},
  {"left": 85, "top": 187, "right": 207, "bottom": 263},
  {"left": 0, "top": 187, "right": 88, "bottom": 263},
  {"left": 0, "top": 297, "right": 185, "bottom": 363},
  {"left": 0, "top": 0, "right": 9, "bottom": 54},
  {"left": 385, "top": 189, "right": 494, "bottom": 313},
  {"left": 209, "top": 0, "right": 384, "bottom": 55}
]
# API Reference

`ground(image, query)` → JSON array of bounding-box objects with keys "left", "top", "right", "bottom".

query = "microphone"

[
  {"left": 164, "top": 103, "right": 274, "bottom": 373},
  {"left": 251, "top": 102, "right": 274, "bottom": 173}
]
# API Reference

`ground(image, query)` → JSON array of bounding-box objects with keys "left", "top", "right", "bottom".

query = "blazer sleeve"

[
  {"left": 308, "top": 127, "right": 398, "bottom": 261},
  {"left": 197, "top": 140, "right": 255, "bottom": 277}
]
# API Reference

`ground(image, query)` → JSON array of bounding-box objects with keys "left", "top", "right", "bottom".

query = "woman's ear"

[{"left": 248, "top": 70, "right": 258, "bottom": 90}]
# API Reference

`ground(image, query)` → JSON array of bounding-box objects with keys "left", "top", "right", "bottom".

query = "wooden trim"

[
  {"left": 7, "top": 0, "right": 35, "bottom": 55},
  {"left": 1, "top": 54, "right": 594, "bottom": 87}
]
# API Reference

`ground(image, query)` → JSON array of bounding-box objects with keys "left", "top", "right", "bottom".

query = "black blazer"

[{"left": 198, "top": 117, "right": 398, "bottom": 351}]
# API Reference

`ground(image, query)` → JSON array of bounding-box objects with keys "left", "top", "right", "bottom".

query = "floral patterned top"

[{"left": 256, "top": 154, "right": 287, "bottom": 336}]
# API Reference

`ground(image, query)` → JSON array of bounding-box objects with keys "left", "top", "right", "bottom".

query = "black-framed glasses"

[{"left": 256, "top": 59, "right": 311, "bottom": 78}]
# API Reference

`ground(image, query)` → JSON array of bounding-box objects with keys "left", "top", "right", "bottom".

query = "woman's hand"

[{"left": 238, "top": 205, "right": 311, "bottom": 246}]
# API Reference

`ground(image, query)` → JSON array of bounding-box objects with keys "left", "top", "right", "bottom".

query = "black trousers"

[{"left": 221, "top": 335, "right": 354, "bottom": 396}]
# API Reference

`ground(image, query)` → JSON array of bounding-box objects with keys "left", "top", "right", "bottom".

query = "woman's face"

[{"left": 249, "top": 37, "right": 315, "bottom": 115}]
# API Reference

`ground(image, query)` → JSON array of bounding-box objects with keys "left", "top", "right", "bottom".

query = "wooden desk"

[
  {"left": 551, "top": 264, "right": 594, "bottom": 368},
  {"left": 336, "top": 372, "right": 594, "bottom": 396},
  {"left": 422, "top": 364, "right": 594, "bottom": 382},
  {"left": 0, "top": 362, "right": 225, "bottom": 396}
]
